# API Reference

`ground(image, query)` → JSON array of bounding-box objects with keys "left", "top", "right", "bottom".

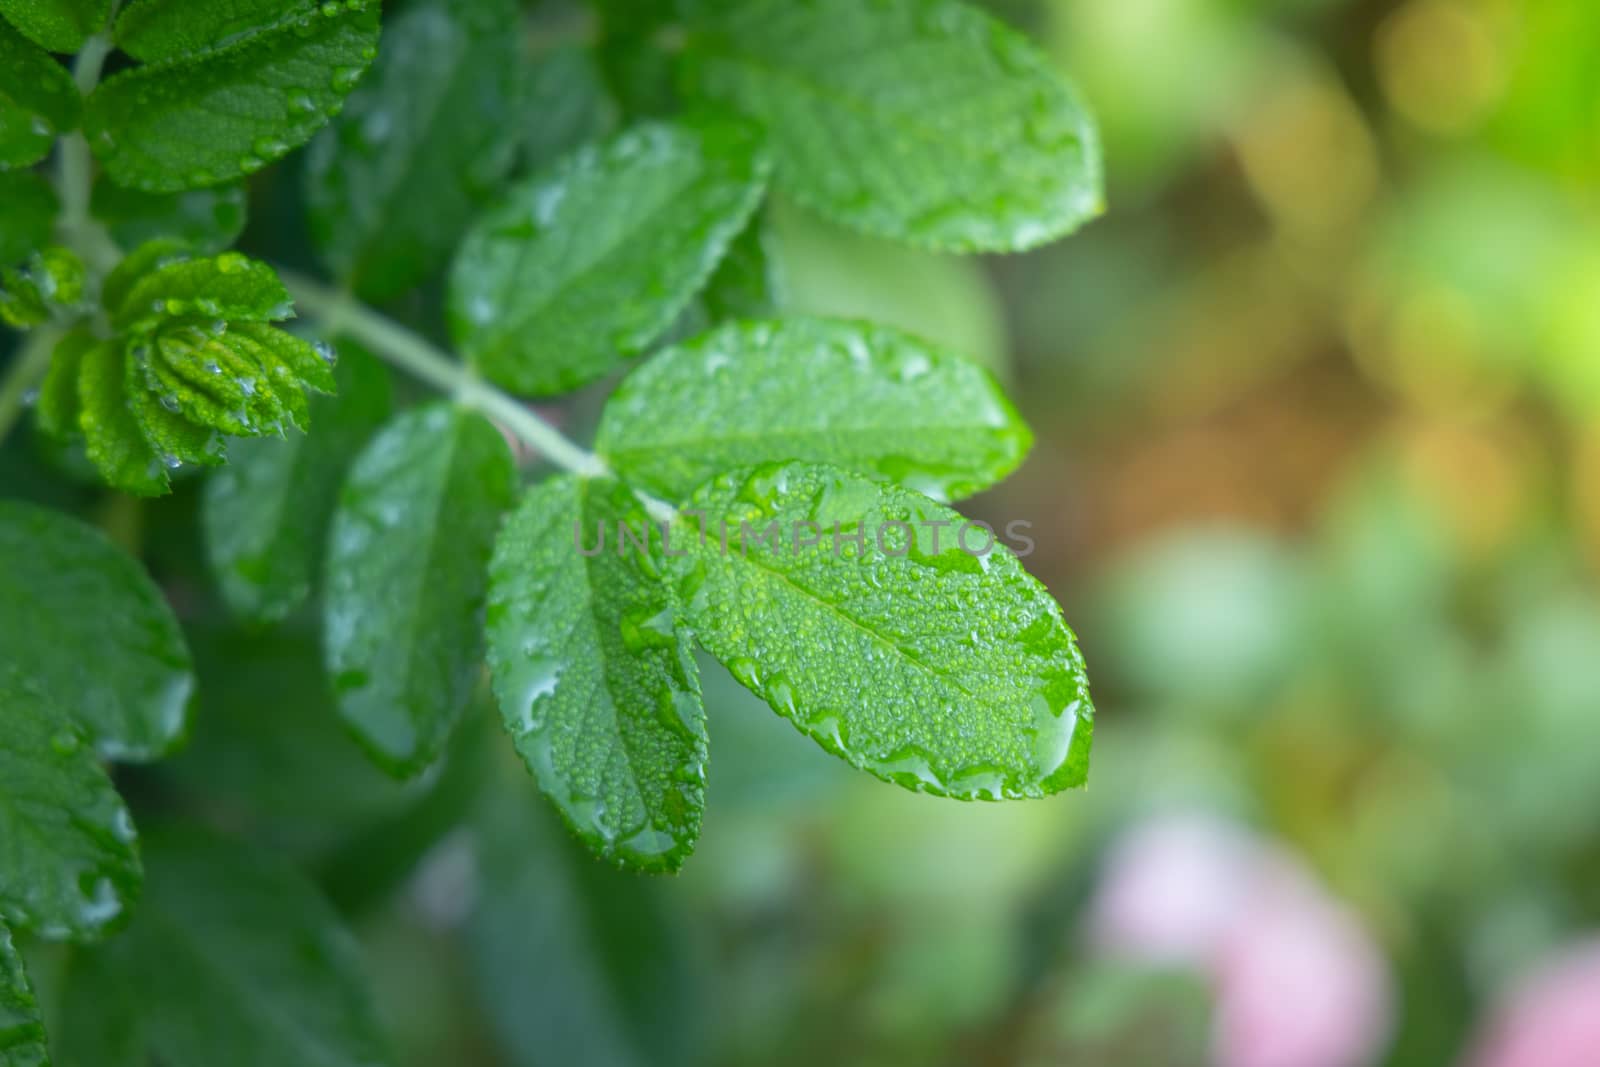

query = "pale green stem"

[
  {"left": 0, "top": 326, "right": 63, "bottom": 443},
  {"left": 281, "top": 272, "right": 610, "bottom": 479},
  {"left": 56, "top": 36, "right": 120, "bottom": 275}
]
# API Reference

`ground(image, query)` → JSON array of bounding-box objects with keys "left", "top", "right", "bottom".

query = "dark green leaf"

[
  {"left": 0, "top": 919, "right": 49, "bottom": 1065},
  {"left": 519, "top": 45, "right": 617, "bottom": 172},
  {"left": 673, "top": 461, "right": 1093, "bottom": 798},
  {"left": 0, "top": 0, "right": 109, "bottom": 52},
  {"left": 53, "top": 947, "right": 142, "bottom": 1067},
  {"left": 156, "top": 628, "right": 427, "bottom": 862},
  {"left": 448, "top": 116, "right": 770, "bottom": 396},
  {"left": 0, "top": 171, "right": 56, "bottom": 266},
  {"left": 85, "top": 0, "right": 380, "bottom": 193},
  {"left": 113, "top": 0, "right": 316, "bottom": 62},
  {"left": 323, "top": 404, "right": 517, "bottom": 778},
  {"left": 468, "top": 779, "right": 702, "bottom": 1067},
  {"left": 0, "top": 20, "right": 81, "bottom": 169},
  {"left": 681, "top": 0, "right": 1103, "bottom": 252},
  {"left": 0, "top": 501, "right": 193, "bottom": 759},
  {"left": 598, "top": 317, "right": 1031, "bottom": 501},
  {"left": 58, "top": 828, "right": 394, "bottom": 1067},
  {"left": 91, "top": 180, "right": 247, "bottom": 254},
  {"left": 77, "top": 336, "right": 170, "bottom": 495},
  {"left": 305, "top": 0, "right": 524, "bottom": 300},
  {"left": 0, "top": 683, "right": 140, "bottom": 941},
  {"left": 486, "top": 476, "right": 707, "bottom": 872},
  {"left": 202, "top": 340, "right": 391, "bottom": 622},
  {"left": 695, "top": 210, "right": 779, "bottom": 321}
]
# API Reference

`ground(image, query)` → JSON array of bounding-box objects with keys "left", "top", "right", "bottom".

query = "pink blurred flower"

[
  {"left": 1463, "top": 940, "right": 1600, "bottom": 1067},
  {"left": 1087, "top": 812, "right": 1392, "bottom": 1067}
]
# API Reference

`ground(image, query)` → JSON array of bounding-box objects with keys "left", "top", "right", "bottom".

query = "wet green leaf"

[
  {"left": 0, "top": 247, "right": 85, "bottom": 328},
  {"left": 34, "top": 327, "right": 94, "bottom": 439},
  {"left": 682, "top": 0, "right": 1103, "bottom": 251},
  {"left": 305, "top": 0, "right": 524, "bottom": 300},
  {"left": 693, "top": 211, "right": 779, "bottom": 322},
  {"left": 91, "top": 180, "right": 248, "bottom": 253},
  {"left": 0, "top": 19, "right": 81, "bottom": 169},
  {"left": 57, "top": 828, "right": 393, "bottom": 1067},
  {"left": 323, "top": 404, "right": 517, "bottom": 778},
  {"left": 0, "top": 919, "right": 49, "bottom": 1065},
  {"left": 85, "top": 0, "right": 380, "bottom": 192},
  {"left": 77, "top": 336, "right": 170, "bottom": 495},
  {"left": 673, "top": 461, "right": 1093, "bottom": 798},
  {"left": 486, "top": 476, "right": 707, "bottom": 872},
  {"left": 598, "top": 317, "right": 1030, "bottom": 502},
  {"left": 0, "top": 171, "right": 56, "bottom": 265},
  {"left": 449, "top": 116, "right": 770, "bottom": 396},
  {"left": 109, "top": 250, "right": 290, "bottom": 331},
  {"left": 202, "top": 340, "right": 391, "bottom": 623},
  {"left": 0, "top": 501, "right": 193, "bottom": 759},
  {"left": 0, "top": 0, "right": 109, "bottom": 53},
  {"left": 519, "top": 45, "right": 617, "bottom": 172},
  {"left": 113, "top": 0, "right": 318, "bottom": 62},
  {"left": 0, "top": 683, "right": 140, "bottom": 941}
]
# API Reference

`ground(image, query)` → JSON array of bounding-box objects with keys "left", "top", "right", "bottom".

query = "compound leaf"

[
  {"left": 85, "top": 0, "right": 380, "bottom": 192},
  {"left": 0, "top": 19, "right": 81, "bottom": 169},
  {"left": 57, "top": 828, "right": 393, "bottom": 1067},
  {"left": 324, "top": 404, "right": 516, "bottom": 778},
  {"left": 0, "top": 0, "right": 109, "bottom": 53},
  {"left": 673, "top": 461, "right": 1093, "bottom": 798},
  {"left": 681, "top": 0, "right": 1103, "bottom": 252},
  {"left": 203, "top": 340, "right": 391, "bottom": 623},
  {"left": 0, "top": 501, "right": 193, "bottom": 760},
  {"left": 448, "top": 116, "right": 770, "bottom": 396},
  {"left": 598, "top": 317, "right": 1030, "bottom": 501},
  {"left": 305, "top": 0, "right": 524, "bottom": 300},
  {"left": 486, "top": 476, "right": 707, "bottom": 872},
  {"left": 0, "top": 684, "right": 141, "bottom": 941},
  {"left": 0, "top": 919, "right": 49, "bottom": 1065}
]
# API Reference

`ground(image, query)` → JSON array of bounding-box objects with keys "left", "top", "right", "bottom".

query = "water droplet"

[
  {"left": 331, "top": 66, "right": 362, "bottom": 91},
  {"left": 288, "top": 94, "right": 318, "bottom": 116},
  {"left": 161, "top": 453, "right": 183, "bottom": 470},
  {"left": 51, "top": 730, "right": 80, "bottom": 756},
  {"left": 159, "top": 393, "right": 181, "bottom": 412},
  {"left": 214, "top": 251, "right": 249, "bottom": 274},
  {"left": 30, "top": 115, "right": 52, "bottom": 137},
  {"left": 252, "top": 136, "right": 288, "bottom": 158},
  {"left": 313, "top": 340, "right": 337, "bottom": 365},
  {"left": 20, "top": 387, "right": 39, "bottom": 407}
]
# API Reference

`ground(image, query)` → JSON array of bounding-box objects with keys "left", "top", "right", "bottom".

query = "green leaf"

[
  {"left": 672, "top": 461, "right": 1093, "bottom": 798},
  {"left": 324, "top": 404, "right": 517, "bottom": 778},
  {"left": 598, "top": 317, "right": 1031, "bottom": 502},
  {"left": 0, "top": 683, "right": 140, "bottom": 941},
  {"left": 110, "top": 250, "right": 290, "bottom": 331},
  {"left": 0, "top": 0, "right": 108, "bottom": 52},
  {"left": 91, "top": 180, "right": 247, "bottom": 254},
  {"left": 202, "top": 340, "right": 391, "bottom": 622},
  {"left": 305, "top": 0, "right": 524, "bottom": 301},
  {"left": 0, "top": 20, "right": 81, "bottom": 170},
  {"left": 486, "top": 476, "right": 707, "bottom": 872},
  {"left": 98, "top": 237, "right": 187, "bottom": 317},
  {"left": 53, "top": 948, "right": 142, "bottom": 1067},
  {"left": 113, "top": 0, "right": 317, "bottom": 62},
  {"left": 468, "top": 779, "right": 702, "bottom": 1067},
  {"left": 0, "top": 171, "right": 56, "bottom": 265},
  {"left": 57, "top": 828, "right": 394, "bottom": 1067},
  {"left": 681, "top": 0, "right": 1103, "bottom": 252},
  {"left": 125, "top": 346, "right": 227, "bottom": 469},
  {"left": 85, "top": 0, "right": 380, "bottom": 193},
  {"left": 519, "top": 45, "right": 617, "bottom": 172},
  {"left": 0, "top": 501, "right": 193, "bottom": 759},
  {"left": 0, "top": 920, "right": 49, "bottom": 1066},
  {"left": 77, "top": 336, "right": 170, "bottom": 495},
  {"left": 0, "top": 247, "right": 86, "bottom": 327},
  {"left": 448, "top": 116, "right": 771, "bottom": 396},
  {"left": 695, "top": 210, "right": 779, "bottom": 322},
  {"left": 35, "top": 327, "right": 94, "bottom": 439}
]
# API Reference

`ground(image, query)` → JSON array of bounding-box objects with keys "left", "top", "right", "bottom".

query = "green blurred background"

[{"left": 11, "top": 0, "right": 1600, "bottom": 1063}]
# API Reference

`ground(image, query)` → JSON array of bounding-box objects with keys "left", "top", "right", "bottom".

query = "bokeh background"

[{"left": 8, "top": 0, "right": 1600, "bottom": 1064}]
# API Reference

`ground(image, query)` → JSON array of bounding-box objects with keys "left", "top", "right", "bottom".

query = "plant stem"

[
  {"left": 0, "top": 326, "right": 63, "bottom": 443},
  {"left": 57, "top": 35, "right": 120, "bottom": 275},
  {"left": 280, "top": 272, "right": 609, "bottom": 479}
]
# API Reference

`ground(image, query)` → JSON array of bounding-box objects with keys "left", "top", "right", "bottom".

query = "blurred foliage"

[{"left": 7, "top": 0, "right": 1598, "bottom": 1063}]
